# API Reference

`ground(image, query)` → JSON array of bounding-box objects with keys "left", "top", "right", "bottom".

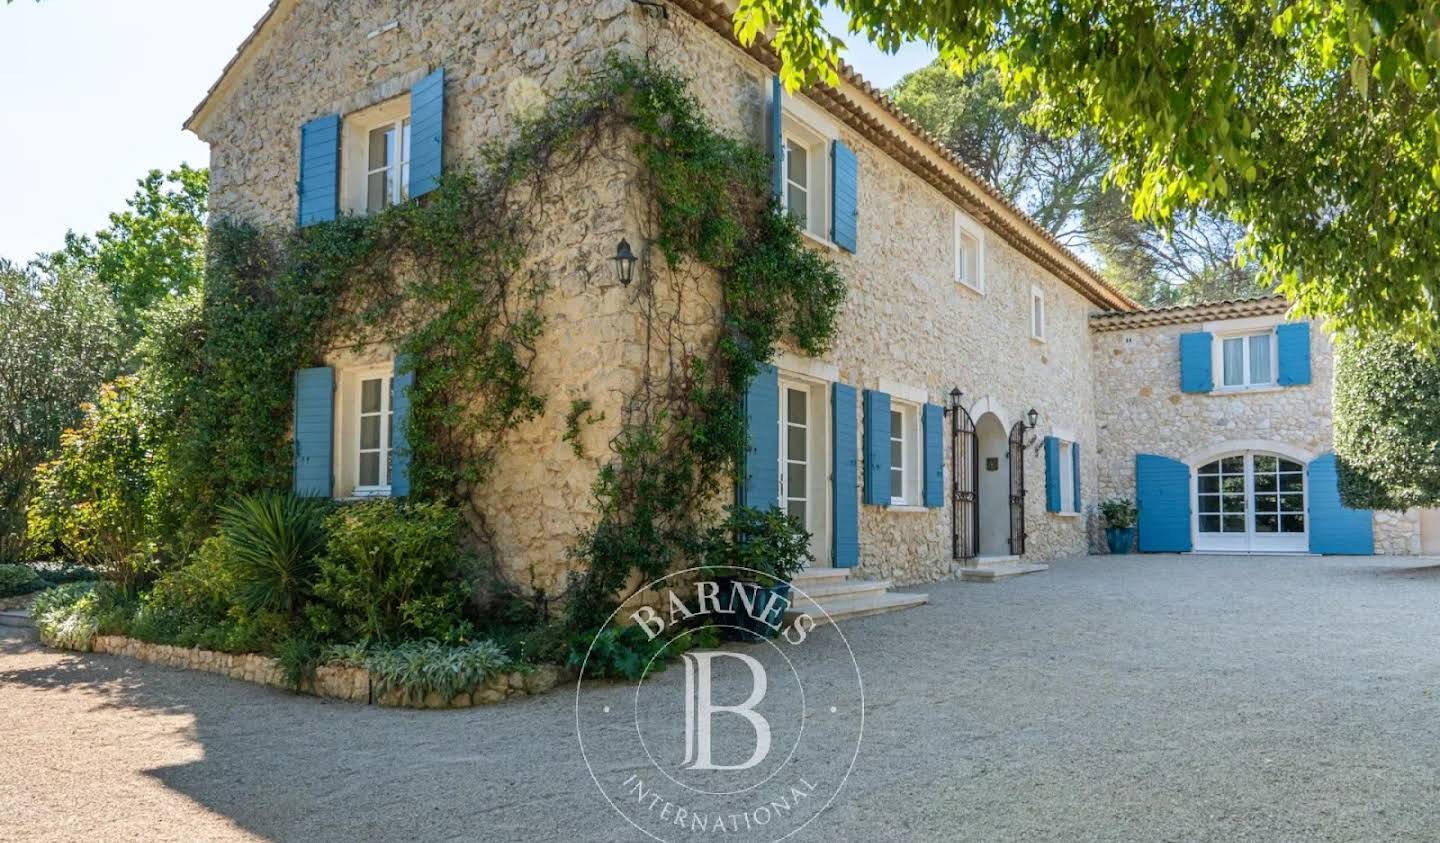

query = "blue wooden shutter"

[
  {"left": 1043, "top": 436, "right": 1061, "bottom": 512},
  {"left": 1072, "top": 441, "right": 1082, "bottom": 514},
  {"left": 1276, "top": 322, "right": 1311, "bottom": 386},
  {"left": 297, "top": 115, "right": 340, "bottom": 226},
  {"left": 1136, "top": 454, "right": 1192, "bottom": 552},
  {"left": 740, "top": 364, "right": 779, "bottom": 509},
  {"left": 769, "top": 75, "right": 783, "bottom": 201},
  {"left": 1307, "top": 453, "right": 1373, "bottom": 554},
  {"left": 922, "top": 403, "right": 943, "bottom": 508},
  {"left": 832, "top": 384, "right": 859, "bottom": 567},
  {"left": 831, "top": 140, "right": 858, "bottom": 253},
  {"left": 409, "top": 69, "right": 445, "bottom": 198},
  {"left": 862, "top": 389, "right": 891, "bottom": 506},
  {"left": 1179, "top": 332, "right": 1213, "bottom": 393},
  {"left": 390, "top": 354, "right": 415, "bottom": 497},
  {"left": 293, "top": 366, "right": 334, "bottom": 497}
]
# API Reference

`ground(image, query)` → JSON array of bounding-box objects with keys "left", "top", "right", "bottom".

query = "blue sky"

[{"left": 0, "top": 2, "right": 934, "bottom": 263}]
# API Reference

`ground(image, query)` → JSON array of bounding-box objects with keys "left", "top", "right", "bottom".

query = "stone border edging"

[{"left": 78, "top": 634, "right": 570, "bottom": 709}]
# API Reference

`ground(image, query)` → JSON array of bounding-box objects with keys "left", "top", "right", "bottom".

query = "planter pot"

[
  {"left": 716, "top": 580, "right": 792, "bottom": 641},
  {"left": 1106, "top": 526, "right": 1135, "bottom": 554}
]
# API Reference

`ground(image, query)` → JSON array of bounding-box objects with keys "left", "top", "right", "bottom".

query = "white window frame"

[
  {"left": 1214, "top": 329, "right": 1278, "bottom": 390},
  {"left": 887, "top": 399, "right": 922, "bottom": 507},
  {"left": 777, "top": 91, "right": 839, "bottom": 246},
  {"left": 954, "top": 210, "right": 985, "bottom": 293},
  {"left": 331, "top": 358, "right": 397, "bottom": 499},
  {"left": 351, "top": 368, "right": 393, "bottom": 497},
  {"left": 1030, "top": 285, "right": 1046, "bottom": 341},
  {"left": 340, "top": 96, "right": 411, "bottom": 216},
  {"left": 776, "top": 369, "right": 833, "bottom": 566},
  {"left": 1057, "top": 439, "right": 1077, "bottom": 515}
]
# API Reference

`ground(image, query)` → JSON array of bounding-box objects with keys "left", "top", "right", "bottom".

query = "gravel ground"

[{"left": 4, "top": 553, "right": 1440, "bottom": 842}]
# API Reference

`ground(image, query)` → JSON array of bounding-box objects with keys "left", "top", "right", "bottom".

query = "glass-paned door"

[
  {"left": 778, "top": 378, "right": 829, "bottom": 566},
  {"left": 1194, "top": 452, "right": 1306, "bottom": 552}
]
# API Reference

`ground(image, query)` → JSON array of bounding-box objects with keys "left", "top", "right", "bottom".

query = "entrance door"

[
  {"left": 1194, "top": 452, "right": 1307, "bottom": 552},
  {"left": 779, "top": 379, "right": 829, "bottom": 566}
]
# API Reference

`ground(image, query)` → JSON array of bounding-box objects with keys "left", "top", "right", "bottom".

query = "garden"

[{"left": 4, "top": 56, "right": 840, "bottom": 707}]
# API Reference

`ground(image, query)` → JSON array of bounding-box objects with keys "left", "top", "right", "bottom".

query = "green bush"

[
  {"left": 0, "top": 563, "right": 44, "bottom": 598},
  {"left": 313, "top": 500, "right": 474, "bottom": 642},
  {"left": 1335, "top": 335, "right": 1440, "bottom": 509},
  {"left": 567, "top": 624, "right": 718, "bottom": 681},
  {"left": 31, "top": 582, "right": 103, "bottom": 650},
  {"left": 1100, "top": 498, "right": 1137, "bottom": 529},
  {"left": 340, "top": 639, "right": 512, "bottom": 704},
  {"left": 701, "top": 505, "right": 812, "bottom": 585},
  {"left": 218, "top": 493, "right": 328, "bottom": 619},
  {"left": 25, "top": 561, "right": 98, "bottom": 586}
]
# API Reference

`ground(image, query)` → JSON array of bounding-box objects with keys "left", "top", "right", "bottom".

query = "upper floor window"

[
  {"left": 954, "top": 210, "right": 984, "bottom": 293},
  {"left": 1030, "top": 286, "right": 1046, "bottom": 341},
  {"left": 341, "top": 96, "right": 411, "bottom": 216},
  {"left": 782, "top": 123, "right": 829, "bottom": 241},
  {"left": 1219, "top": 331, "right": 1275, "bottom": 388}
]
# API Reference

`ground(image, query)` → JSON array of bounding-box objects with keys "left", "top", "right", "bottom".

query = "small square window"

[{"left": 1218, "top": 329, "right": 1276, "bottom": 389}]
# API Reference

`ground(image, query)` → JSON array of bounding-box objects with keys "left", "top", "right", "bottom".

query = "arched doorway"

[
  {"left": 976, "top": 412, "right": 1011, "bottom": 556},
  {"left": 1192, "top": 450, "right": 1308, "bottom": 552}
]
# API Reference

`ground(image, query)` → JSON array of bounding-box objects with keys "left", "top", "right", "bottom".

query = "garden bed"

[{"left": 68, "top": 633, "right": 571, "bottom": 709}]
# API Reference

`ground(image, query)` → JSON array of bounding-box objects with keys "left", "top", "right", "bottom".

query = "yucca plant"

[{"left": 218, "top": 493, "right": 328, "bottom": 620}]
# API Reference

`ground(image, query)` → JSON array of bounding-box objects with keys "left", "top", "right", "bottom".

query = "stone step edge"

[{"left": 785, "top": 592, "right": 929, "bottom": 626}]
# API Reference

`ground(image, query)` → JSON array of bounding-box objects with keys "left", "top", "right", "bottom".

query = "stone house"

[{"left": 185, "top": 0, "right": 1428, "bottom": 618}]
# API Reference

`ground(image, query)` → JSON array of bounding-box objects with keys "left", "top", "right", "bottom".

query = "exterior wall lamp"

[
  {"left": 1026, "top": 407, "right": 1039, "bottom": 429},
  {"left": 612, "top": 238, "right": 638, "bottom": 286}
]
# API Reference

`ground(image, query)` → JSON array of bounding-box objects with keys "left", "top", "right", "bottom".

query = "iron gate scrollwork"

[
  {"left": 1008, "top": 420, "right": 1028, "bottom": 555},
  {"left": 949, "top": 400, "right": 978, "bottom": 561}
]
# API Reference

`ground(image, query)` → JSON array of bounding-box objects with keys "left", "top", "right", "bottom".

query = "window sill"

[
  {"left": 956, "top": 278, "right": 984, "bottom": 296},
  {"left": 1210, "top": 385, "right": 1283, "bottom": 396},
  {"left": 800, "top": 229, "right": 839, "bottom": 251},
  {"left": 1052, "top": 510, "right": 1081, "bottom": 519},
  {"left": 1031, "top": 335, "right": 1047, "bottom": 344},
  {"left": 887, "top": 504, "right": 929, "bottom": 513}
]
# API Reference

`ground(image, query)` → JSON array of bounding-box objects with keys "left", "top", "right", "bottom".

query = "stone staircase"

[
  {"left": 784, "top": 568, "right": 927, "bottom": 627},
  {"left": 0, "top": 609, "right": 35, "bottom": 630},
  {"left": 959, "top": 555, "right": 1050, "bottom": 582}
]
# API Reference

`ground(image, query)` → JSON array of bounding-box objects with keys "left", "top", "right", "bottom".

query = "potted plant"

[
  {"left": 701, "top": 505, "right": 812, "bottom": 640},
  {"left": 1100, "top": 498, "right": 1138, "bottom": 554}
]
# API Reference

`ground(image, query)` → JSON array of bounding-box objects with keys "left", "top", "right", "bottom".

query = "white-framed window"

[
  {"left": 782, "top": 123, "right": 828, "bottom": 241},
  {"left": 954, "top": 210, "right": 984, "bottom": 293},
  {"left": 1030, "top": 286, "right": 1046, "bottom": 341},
  {"left": 888, "top": 400, "right": 921, "bottom": 506},
  {"left": 332, "top": 359, "right": 397, "bottom": 498},
  {"left": 1216, "top": 330, "right": 1276, "bottom": 389},
  {"left": 355, "top": 374, "right": 393, "bottom": 493},
  {"left": 341, "top": 97, "right": 411, "bottom": 215},
  {"left": 1057, "top": 439, "right": 1077, "bottom": 514}
]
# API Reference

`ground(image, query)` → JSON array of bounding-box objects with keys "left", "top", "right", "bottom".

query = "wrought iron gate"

[
  {"left": 949, "top": 401, "right": 978, "bottom": 561},
  {"left": 1008, "top": 420, "right": 1028, "bottom": 555}
]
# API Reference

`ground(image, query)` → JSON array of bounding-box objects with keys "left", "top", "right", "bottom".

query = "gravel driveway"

[{"left": 5, "top": 553, "right": 1440, "bottom": 842}]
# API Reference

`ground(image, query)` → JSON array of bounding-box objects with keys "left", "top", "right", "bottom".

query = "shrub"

[
  {"left": 126, "top": 535, "right": 287, "bottom": 653},
  {"left": 701, "top": 505, "right": 811, "bottom": 585},
  {"left": 218, "top": 493, "right": 328, "bottom": 620},
  {"left": 567, "top": 624, "right": 705, "bottom": 681},
  {"left": 31, "top": 582, "right": 103, "bottom": 650},
  {"left": 1100, "top": 498, "right": 1137, "bottom": 529},
  {"left": 313, "top": 500, "right": 474, "bottom": 642},
  {"left": 25, "top": 561, "right": 98, "bottom": 586},
  {"left": 26, "top": 377, "right": 157, "bottom": 591},
  {"left": 349, "top": 639, "right": 512, "bottom": 704},
  {"left": 1335, "top": 335, "right": 1440, "bottom": 509},
  {"left": 0, "top": 563, "right": 44, "bottom": 598}
]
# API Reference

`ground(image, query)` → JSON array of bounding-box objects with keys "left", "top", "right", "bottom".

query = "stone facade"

[{"left": 1092, "top": 309, "right": 1425, "bottom": 554}]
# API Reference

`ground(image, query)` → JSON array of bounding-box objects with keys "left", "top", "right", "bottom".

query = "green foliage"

[
  {"left": 0, "top": 260, "right": 123, "bottom": 562},
  {"left": 347, "top": 639, "right": 513, "bottom": 704},
  {"left": 274, "top": 635, "right": 324, "bottom": 689},
  {"left": 26, "top": 378, "right": 158, "bottom": 591},
  {"left": 31, "top": 582, "right": 102, "bottom": 650},
  {"left": 1335, "top": 336, "right": 1440, "bottom": 509},
  {"left": 45, "top": 165, "right": 207, "bottom": 343},
  {"left": 26, "top": 561, "right": 99, "bottom": 585},
  {"left": 740, "top": 0, "right": 1440, "bottom": 343},
  {"left": 0, "top": 563, "right": 44, "bottom": 597},
  {"left": 568, "top": 624, "right": 720, "bottom": 681},
  {"left": 313, "top": 500, "right": 474, "bottom": 643},
  {"left": 1100, "top": 498, "right": 1138, "bottom": 529},
  {"left": 701, "top": 505, "right": 812, "bottom": 585},
  {"left": 218, "top": 493, "right": 328, "bottom": 619},
  {"left": 562, "top": 398, "right": 602, "bottom": 458}
]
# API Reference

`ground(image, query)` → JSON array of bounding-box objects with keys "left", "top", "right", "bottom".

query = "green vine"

[{"left": 144, "top": 56, "right": 844, "bottom": 627}]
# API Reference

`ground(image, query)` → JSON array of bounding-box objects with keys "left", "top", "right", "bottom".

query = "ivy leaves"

[{"left": 738, "top": 0, "right": 1440, "bottom": 345}]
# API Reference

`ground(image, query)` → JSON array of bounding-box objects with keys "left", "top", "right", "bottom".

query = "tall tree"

[
  {"left": 43, "top": 165, "right": 207, "bottom": 342},
  {"left": 0, "top": 261, "right": 123, "bottom": 561},
  {"left": 889, "top": 62, "right": 1268, "bottom": 305},
  {"left": 737, "top": 0, "right": 1440, "bottom": 341}
]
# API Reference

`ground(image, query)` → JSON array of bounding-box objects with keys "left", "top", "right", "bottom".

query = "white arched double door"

[{"left": 1192, "top": 451, "right": 1308, "bottom": 552}]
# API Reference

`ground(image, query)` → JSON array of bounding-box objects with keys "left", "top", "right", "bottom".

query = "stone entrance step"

[
  {"left": 786, "top": 568, "right": 927, "bottom": 626},
  {"left": 0, "top": 609, "right": 35, "bottom": 629},
  {"left": 960, "top": 558, "right": 1050, "bottom": 582}
]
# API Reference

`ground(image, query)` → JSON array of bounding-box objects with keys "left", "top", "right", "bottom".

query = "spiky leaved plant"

[{"left": 217, "top": 493, "right": 328, "bottom": 621}]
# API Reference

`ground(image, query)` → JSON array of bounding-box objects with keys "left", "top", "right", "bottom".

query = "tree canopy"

[
  {"left": 888, "top": 62, "right": 1267, "bottom": 306},
  {"left": 738, "top": 0, "right": 1440, "bottom": 341}
]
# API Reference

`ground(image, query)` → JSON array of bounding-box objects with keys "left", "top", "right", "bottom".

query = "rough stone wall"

[
  {"left": 1091, "top": 318, "right": 1422, "bottom": 554},
  {"left": 639, "top": 11, "right": 1099, "bottom": 583}
]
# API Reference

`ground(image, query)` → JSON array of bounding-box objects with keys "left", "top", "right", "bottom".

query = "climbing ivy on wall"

[{"left": 150, "top": 56, "right": 845, "bottom": 627}]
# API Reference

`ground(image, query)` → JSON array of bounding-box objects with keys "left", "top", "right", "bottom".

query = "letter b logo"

[{"left": 680, "top": 652, "right": 772, "bottom": 771}]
